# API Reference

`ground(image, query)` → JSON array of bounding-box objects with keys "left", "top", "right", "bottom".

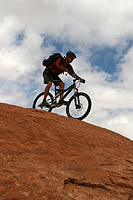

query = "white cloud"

[
  {"left": 0, "top": 80, "right": 29, "bottom": 107},
  {"left": 0, "top": 0, "right": 133, "bottom": 140},
  {"left": 118, "top": 46, "right": 133, "bottom": 87},
  {"left": 1, "top": 0, "right": 133, "bottom": 45}
]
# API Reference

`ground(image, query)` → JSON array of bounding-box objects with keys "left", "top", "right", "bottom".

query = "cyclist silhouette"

[{"left": 38, "top": 51, "right": 85, "bottom": 108}]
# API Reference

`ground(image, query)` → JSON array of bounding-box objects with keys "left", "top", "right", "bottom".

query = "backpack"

[{"left": 42, "top": 53, "right": 63, "bottom": 68}]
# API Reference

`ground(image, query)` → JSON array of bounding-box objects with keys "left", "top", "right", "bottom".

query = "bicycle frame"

[
  {"left": 33, "top": 78, "right": 92, "bottom": 120},
  {"left": 54, "top": 79, "right": 79, "bottom": 102}
]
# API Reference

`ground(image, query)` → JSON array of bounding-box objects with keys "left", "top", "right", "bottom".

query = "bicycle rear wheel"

[
  {"left": 32, "top": 92, "right": 54, "bottom": 112},
  {"left": 66, "top": 92, "right": 92, "bottom": 120}
]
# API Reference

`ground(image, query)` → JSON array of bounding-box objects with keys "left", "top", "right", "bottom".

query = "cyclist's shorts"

[{"left": 43, "top": 69, "right": 62, "bottom": 85}]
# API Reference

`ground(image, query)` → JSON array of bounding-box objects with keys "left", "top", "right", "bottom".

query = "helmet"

[{"left": 66, "top": 51, "right": 77, "bottom": 58}]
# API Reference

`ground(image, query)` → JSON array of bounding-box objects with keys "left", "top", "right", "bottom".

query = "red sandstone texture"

[{"left": 0, "top": 103, "right": 133, "bottom": 200}]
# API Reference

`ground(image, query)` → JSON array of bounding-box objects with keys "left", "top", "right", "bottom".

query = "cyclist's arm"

[
  {"left": 67, "top": 64, "right": 82, "bottom": 80},
  {"left": 67, "top": 64, "right": 85, "bottom": 83},
  {"left": 67, "top": 69, "right": 81, "bottom": 80}
]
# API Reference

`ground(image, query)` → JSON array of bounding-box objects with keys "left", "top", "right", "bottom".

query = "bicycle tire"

[
  {"left": 32, "top": 92, "right": 54, "bottom": 112},
  {"left": 66, "top": 92, "right": 92, "bottom": 120}
]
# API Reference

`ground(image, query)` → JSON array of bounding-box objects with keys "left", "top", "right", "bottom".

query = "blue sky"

[{"left": 0, "top": 0, "right": 133, "bottom": 140}]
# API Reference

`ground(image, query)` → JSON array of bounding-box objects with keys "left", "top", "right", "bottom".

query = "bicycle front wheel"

[
  {"left": 66, "top": 92, "right": 92, "bottom": 120},
  {"left": 32, "top": 92, "right": 54, "bottom": 112}
]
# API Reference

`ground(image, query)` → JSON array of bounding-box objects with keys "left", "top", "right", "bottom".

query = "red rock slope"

[{"left": 0, "top": 103, "right": 133, "bottom": 200}]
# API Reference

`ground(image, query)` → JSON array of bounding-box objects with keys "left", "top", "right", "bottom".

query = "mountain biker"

[{"left": 38, "top": 51, "right": 85, "bottom": 107}]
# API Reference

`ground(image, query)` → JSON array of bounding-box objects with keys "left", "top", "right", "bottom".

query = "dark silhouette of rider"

[{"left": 38, "top": 51, "right": 85, "bottom": 107}]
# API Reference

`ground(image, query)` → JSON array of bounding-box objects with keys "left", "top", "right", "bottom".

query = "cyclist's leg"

[
  {"left": 43, "top": 70, "right": 65, "bottom": 105},
  {"left": 38, "top": 70, "right": 53, "bottom": 107},
  {"left": 44, "top": 81, "right": 52, "bottom": 100},
  {"left": 43, "top": 70, "right": 53, "bottom": 100},
  {"left": 38, "top": 80, "right": 52, "bottom": 107},
  {"left": 50, "top": 74, "right": 64, "bottom": 99},
  {"left": 57, "top": 81, "right": 65, "bottom": 99}
]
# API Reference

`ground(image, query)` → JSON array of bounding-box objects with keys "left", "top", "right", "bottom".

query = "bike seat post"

[{"left": 55, "top": 85, "right": 58, "bottom": 96}]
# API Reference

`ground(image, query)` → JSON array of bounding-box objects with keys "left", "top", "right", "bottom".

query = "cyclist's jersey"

[{"left": 46, "top": 58, "right": 81, "bottom": 79}]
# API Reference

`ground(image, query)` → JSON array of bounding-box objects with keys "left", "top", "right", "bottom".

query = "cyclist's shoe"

[{"left": 38, "top": 100, "right": 50, "bottom": 108}]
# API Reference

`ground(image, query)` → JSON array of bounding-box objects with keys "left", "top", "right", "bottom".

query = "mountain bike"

[{"left": 32, "top": 79, "right": 92, "bottom": 120}]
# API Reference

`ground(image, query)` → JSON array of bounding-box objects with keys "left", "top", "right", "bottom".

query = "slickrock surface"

[{"left": 0, "top": 103, "right": 133, "bottom": 200}]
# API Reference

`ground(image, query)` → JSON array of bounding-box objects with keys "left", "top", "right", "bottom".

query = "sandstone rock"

[{"left": 0, "top": 103, "right": 133, "bottom": 200}]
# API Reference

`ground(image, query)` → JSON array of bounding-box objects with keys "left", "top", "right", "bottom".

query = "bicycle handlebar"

[{"left": 73, "top": 78, "right": 85, "bottom": 84}]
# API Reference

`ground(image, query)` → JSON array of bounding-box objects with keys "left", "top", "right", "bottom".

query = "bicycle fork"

[{"left": 73, "top": 89, "right": 81, "bottom": 109}]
